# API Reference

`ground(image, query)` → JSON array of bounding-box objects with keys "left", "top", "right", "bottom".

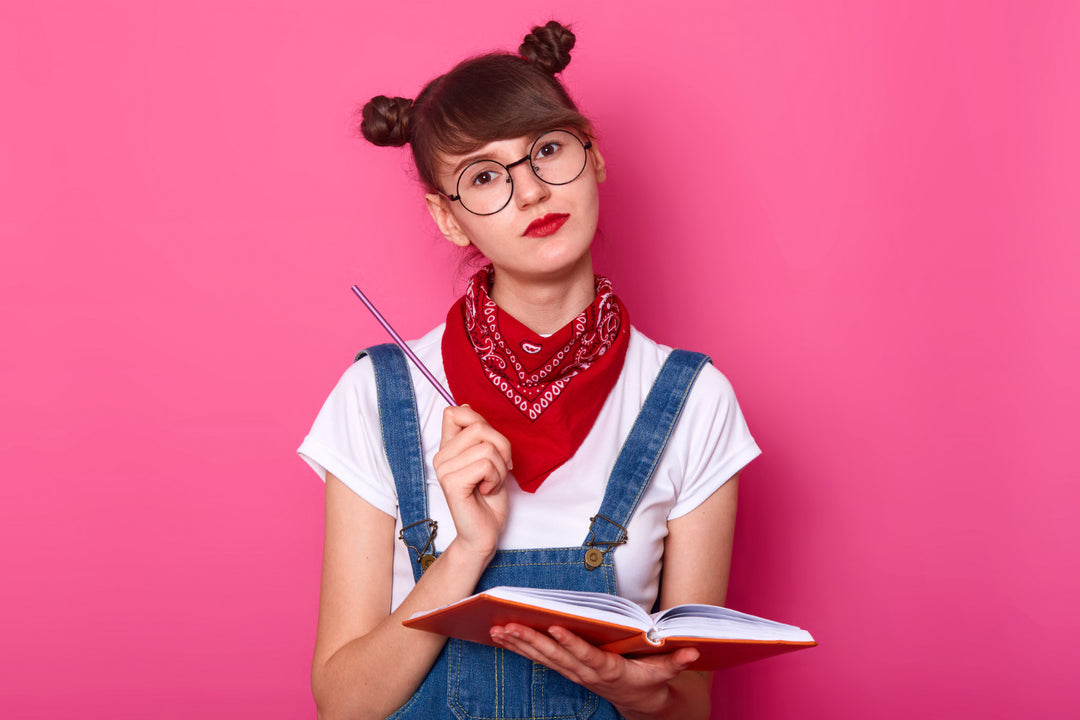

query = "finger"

[
  {"left": 470, "top": 457, "right": 506, "bottom": 497},
  {"left": 493, "top": 623, "right": 567, "bottom": 658},
  {"left": 546, "top": 626, "right": 609, "bottom": 668},
  {"left": 455, "top": 420, "right": 513, "bottom": 470},
  {"left": 436, "top": 439, "right": 507, "bottom": 477},
  {"left": 438, "top": 464, "right": 505, "bottom": 505},
  {"left": 439, "top": 424, "right": 510, "bottom": 467},
  {"left": 672, "top": 647, "right": 701, "bottom": 669},
  {"left": 491, "top": 625, "right": 583, "bottom": 681},
  {"left": 440, "top": 405, "right": 475, "bottom": 445},
  {"left": 486, "top": 426, "right": 513, "bottom": 470},
  {"left": 445, "top": 404, "right": 488, "bottom": 430},
  {"left": 440, "top": 406, "right": 513, "bottom": 469},
  {"left": 508, "top": 624, "right": 597, "bottom": 672},
  {"left": 435, "top": 445, "right": 508, "bottom": 492},
  {"left": 626, "top": 646, "right": 701, "bottom": 679},
  {"left": 440, "top": 405, "right": 495, "bottom": 452},
  {"left": 476, "top": 470, "right": 506, "bottom": 497},
  {"left": 435, "top": 445, "right": 511, "bottom": 495},
  {"left": 548, "top": 626, "right": 697, "bottom": 683}
]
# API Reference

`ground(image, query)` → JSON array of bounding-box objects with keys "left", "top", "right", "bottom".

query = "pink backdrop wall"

[{"left": 3, "top": 1, "right": 1077, "bottom": 717}]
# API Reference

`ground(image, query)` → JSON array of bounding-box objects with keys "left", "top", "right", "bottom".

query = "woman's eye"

[
  {"left": 469, "top": 169, "right": 498, "bottom": 187},
  {"left": 535, "top": 142, "right": 561, "bottom": 160}
]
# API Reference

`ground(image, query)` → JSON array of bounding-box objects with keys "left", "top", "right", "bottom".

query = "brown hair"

[{"left": 359, "top": 21, "right": 591, "bottom": 193}]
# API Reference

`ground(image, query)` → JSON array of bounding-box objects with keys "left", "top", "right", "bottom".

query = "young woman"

[{"left": 299, "top": 21, "right": 760, "bottom": 720}]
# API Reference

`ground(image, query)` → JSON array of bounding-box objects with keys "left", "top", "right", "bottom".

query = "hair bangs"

[{"left": 409, "top": 54, "right": 589, "bottom": 192}]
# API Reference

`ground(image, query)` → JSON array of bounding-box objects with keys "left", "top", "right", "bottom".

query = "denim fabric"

[
  {"left": 362, "top": 344, "right": 431, "bottom": 583},
  {"left": 359, "top": 344, "right": 709, "bottom": 720}
]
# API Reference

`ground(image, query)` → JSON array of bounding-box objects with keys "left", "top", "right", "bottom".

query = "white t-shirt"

[{"left": 299, "top": 324, "right": 760, "bottom": 612}]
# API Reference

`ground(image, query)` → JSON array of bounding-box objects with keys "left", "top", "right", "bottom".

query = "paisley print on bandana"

[
  {"left": 442, "top": 265, "right": 631, "bottom": 492},
  {"left": 462, "top": 265, "right": 622, "bottom": 421}
]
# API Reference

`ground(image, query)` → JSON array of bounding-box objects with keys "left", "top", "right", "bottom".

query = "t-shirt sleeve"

[
  {"left": 297, "top": 358, "right": 399, "bottom": 517},
  {"left": 667, "top": 362, "right": 761, "bottom": 520}
]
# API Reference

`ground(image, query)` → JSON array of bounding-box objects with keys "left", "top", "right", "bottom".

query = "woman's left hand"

[{"left": 489, "top": 623, "right": 703, "bottom": 719}]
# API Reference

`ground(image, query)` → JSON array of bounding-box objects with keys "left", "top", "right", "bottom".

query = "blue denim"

[{"left": 357, "top": 343, "right": 709, "bottom": 720}]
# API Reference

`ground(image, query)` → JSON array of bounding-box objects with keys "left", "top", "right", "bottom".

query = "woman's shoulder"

[
  {"left": 625, "top": 326, "right": 736, "bottom": 402},
  {"left": 341, "top": 323, "right": 446, "bottom": 387},
  {"left": 331, "top": 324, "right": 450, "bottom": 431}
]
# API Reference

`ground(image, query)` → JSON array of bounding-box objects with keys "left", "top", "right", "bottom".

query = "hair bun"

[
  {"left": 519, "top": 21, "right": 576, "bottom": 75},
  {"left": 359, "top": 95, "right": 413, "bottom": 147}
]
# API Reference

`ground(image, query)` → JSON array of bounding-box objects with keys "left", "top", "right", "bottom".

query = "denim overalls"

[{"left": 358, "top": 343, "right": 709, "bottom": 720}]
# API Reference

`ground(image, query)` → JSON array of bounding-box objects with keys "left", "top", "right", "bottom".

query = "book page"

[
  {"left": 653, "top": 604, "right": 815, "bottom": 642},
  {"left": 482, "top": 587, "right": 652, "bottom": 630}
]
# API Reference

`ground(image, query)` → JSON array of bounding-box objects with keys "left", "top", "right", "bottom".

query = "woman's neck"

[{"left": 488, "top": 257, "right": 597, "bottom": 335}]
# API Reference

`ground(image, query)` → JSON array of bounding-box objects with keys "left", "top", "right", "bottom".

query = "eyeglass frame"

[{"left": 439, "top": 130, "right": 594, "bottom": 216}]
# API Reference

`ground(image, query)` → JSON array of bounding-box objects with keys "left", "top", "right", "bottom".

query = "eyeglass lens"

[{"left": 455, "top": 130, "right": 589, "bottom": 216}]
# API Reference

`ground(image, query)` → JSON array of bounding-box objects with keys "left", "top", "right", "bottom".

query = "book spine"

[{"left": 598, "top": 632, "right": 662, "bottom": 656}]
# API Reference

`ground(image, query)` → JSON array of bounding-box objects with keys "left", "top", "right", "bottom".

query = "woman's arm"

[
  {"left": 311, "top": 406, "right": 511, "bottom": 720},
  {"left": 492, "top": 474, "right": 739, "bottom": 720}
]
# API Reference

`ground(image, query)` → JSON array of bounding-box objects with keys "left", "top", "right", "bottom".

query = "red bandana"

[{"left": 442, "top": 265, "right": 630, "bottom": 492}]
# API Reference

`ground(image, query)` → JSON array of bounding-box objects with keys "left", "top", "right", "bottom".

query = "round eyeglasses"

[{"left": 444, "top": 130, "right": 593, "bottom": 216}]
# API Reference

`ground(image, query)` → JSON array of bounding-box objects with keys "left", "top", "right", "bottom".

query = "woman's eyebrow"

[{"left": 451, "top": 152, "right": 491, "bottom": 177}]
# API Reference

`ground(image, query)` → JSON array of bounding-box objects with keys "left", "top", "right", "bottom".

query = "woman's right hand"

[{"left": 433, "top": 404, "right": 512, "bottom": 558}]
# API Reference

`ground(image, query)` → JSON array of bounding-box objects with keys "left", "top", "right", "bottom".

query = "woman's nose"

[{"left": 512, "top": 163, "right": 551, "bottom": 208}]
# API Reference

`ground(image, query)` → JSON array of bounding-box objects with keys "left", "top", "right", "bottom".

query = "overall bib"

[{"left": 358, "top": 343, "right": 709, "bottom": 720}]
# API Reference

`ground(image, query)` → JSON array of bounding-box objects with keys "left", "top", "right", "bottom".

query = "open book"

[{"left": 404, "top": 586, "right": 816, "bottom": 671}]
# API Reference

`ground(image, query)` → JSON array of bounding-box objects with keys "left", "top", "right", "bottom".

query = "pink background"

[{"left": 2, "top": 1, "right": 1077, "bottom": 717}]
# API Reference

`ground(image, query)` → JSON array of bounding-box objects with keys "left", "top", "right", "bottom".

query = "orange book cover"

[{"left": 403, "top": 587, "right": 816, "bottom": 671}]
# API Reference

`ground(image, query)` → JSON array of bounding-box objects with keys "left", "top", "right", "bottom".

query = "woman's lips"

[{"left": 523, "top": 213, "right": 570, "bottom": 237}]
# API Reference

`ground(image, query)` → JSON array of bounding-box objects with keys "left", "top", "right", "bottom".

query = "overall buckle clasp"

[
  {"left": 399, "top": 518, "right": 439, "bottom": 572},
  {"left": 583, "top": 513, "right": 628, "bottom": 570}
]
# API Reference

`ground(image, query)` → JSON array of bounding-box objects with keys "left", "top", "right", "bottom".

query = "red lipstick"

[{"left": 523, "top": 213, "right": 569, "bottom": 238}]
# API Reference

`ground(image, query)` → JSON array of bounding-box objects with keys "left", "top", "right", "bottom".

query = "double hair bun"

[
  {"left": 360, "top": 21, "right": 576, "bottom": 147},
  {"left": 518, "top": 20, "right": 576, "bottom": 75},
  {"left": 360, "top": 95, "right": 413, "bottom": 148}
]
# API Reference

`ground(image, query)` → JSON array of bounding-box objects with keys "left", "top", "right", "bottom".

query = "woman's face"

[{"left": 424, "top": 130, "right": 606, "bottom": 287}]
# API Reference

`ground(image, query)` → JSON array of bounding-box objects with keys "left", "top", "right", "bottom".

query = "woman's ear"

[
  {"left": 424, "top": 193, "right": 472, "bottom": 248},
  {"left": 589, "top": 143, "right": 606, "bottom": 183}
]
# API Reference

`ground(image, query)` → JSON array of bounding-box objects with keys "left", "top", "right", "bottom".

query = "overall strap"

[
  {"left": 356, "top": 343, "right": 433, "bottom": 582},
  {"left": 582, "top": 350, "right": 711, "bottom": 569}
]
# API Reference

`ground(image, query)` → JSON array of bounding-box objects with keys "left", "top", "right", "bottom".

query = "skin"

[
  {"left": 423, "top": 130, "right": 606, "bottom": 333},
  {"left": 311, "top": 130, "right": 740, "bottom": 720}
]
